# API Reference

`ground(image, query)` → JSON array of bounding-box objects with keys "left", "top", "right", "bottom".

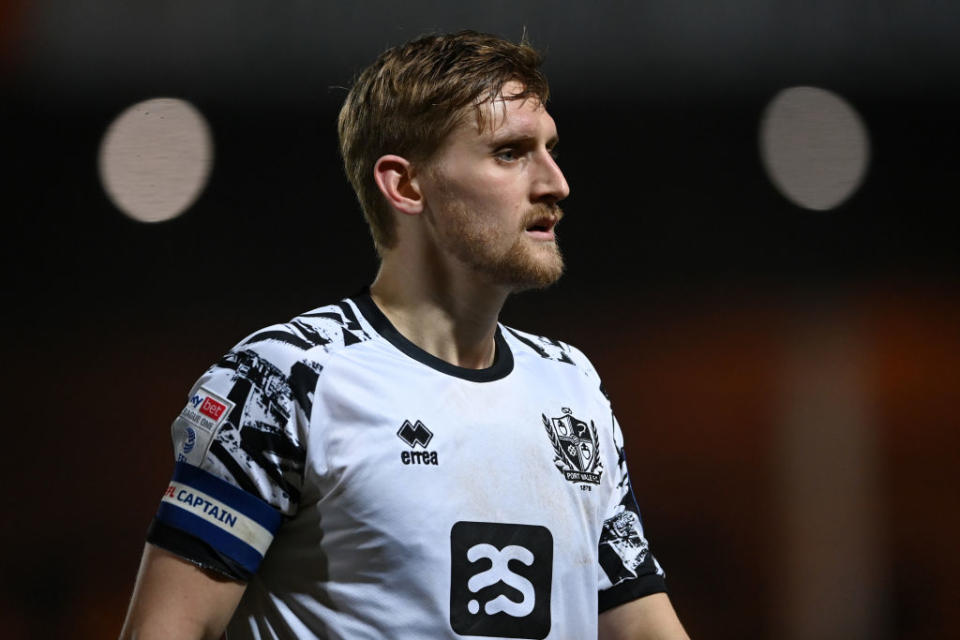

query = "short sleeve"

[
  {"left": 597, "top": 415, "right": 668, "bottom": 612},
  {"left": 146, "top": 327, "right": 322, "bottom": 580}
]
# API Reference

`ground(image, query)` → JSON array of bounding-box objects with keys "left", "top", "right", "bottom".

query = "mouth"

[{"left": 524, "top": 214, "right": 558, "bottom": 241}]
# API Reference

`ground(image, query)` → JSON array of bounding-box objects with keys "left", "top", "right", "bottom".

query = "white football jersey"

[{"left": 148, "top": 292, "right": 666, "bottom": 640}]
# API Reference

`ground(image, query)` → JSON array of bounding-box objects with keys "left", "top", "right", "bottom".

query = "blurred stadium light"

[{"left": 99, "top": 97, "right": 213, "bottom": 223}]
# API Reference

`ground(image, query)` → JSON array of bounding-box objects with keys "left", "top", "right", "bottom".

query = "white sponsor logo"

[{"left": 465, "top": 544, "right": 536, "bottom": 617}]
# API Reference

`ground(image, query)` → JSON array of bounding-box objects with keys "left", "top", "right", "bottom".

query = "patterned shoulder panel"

[
  {"left": 502, "top": 326, "right": 578, "bottom": 366},
  {"left": 241, "top": 299, "right": 373, "bottom": 353},
  {"left": 175, "top": 299, "right": 373, "bottom": 517},
  {"left": 596, "top": 414, "right": 667, "bottom": 608},
  {"left": 503, "top": 326, "right": 610, "bottom": 396}
]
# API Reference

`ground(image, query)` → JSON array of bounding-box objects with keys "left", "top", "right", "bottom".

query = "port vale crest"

[{"left": 542, "top": 408, "right": 603, "bottom": 485}]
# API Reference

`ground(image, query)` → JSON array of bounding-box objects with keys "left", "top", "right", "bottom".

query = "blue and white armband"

[{"left": 154, "top": 462, "right": 283, "bottom": 576}]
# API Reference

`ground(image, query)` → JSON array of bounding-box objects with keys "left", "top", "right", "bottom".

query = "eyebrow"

[{"left": 488, "top": 133, "right": 560, "bottom": 149}]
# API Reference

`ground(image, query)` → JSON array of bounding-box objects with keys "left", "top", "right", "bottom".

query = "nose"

[{"left": 533, "top": 149, "right": 570, "bottom": 205}]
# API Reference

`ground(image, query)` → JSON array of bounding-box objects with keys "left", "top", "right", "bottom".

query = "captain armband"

[{"left": 154, "top": 462, "right": 283, "bottom": 575}]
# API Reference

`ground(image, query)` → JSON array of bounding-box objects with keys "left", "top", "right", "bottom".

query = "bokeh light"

[
  {"left": 760, "top": 86, "right": 870, "bottom": 211},
  {"left": 98, "top": 98, "right": 213, "bottom": 223}
]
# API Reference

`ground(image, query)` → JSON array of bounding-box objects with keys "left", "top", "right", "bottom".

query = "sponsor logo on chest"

[
  {"left": 396, "top": 419, "right": 439, "bottom": 465},
  {"left": 450, "top": 521, "right": 553, "bottom": 638}
]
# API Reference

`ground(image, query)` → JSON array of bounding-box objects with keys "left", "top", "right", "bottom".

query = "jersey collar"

[{"left": 351, "top": 290, "right": 514, "bottom": 382}]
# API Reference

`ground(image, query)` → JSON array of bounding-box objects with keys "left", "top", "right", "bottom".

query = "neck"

[{"left": 369, "top": 249, "right": 509, "bottom": 370}]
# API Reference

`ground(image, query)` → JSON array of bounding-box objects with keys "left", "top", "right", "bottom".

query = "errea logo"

[{"left": 397, "top": 420, "right": 439, "bottom": 465}]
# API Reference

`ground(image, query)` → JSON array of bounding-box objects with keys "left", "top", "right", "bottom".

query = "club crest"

[{"left": 542, "top": 408, "right": 602, "bottom": 485}]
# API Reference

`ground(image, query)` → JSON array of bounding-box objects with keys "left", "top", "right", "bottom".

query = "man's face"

[{"left": 419, "top": 80, "right": 570, "bottom": 291}]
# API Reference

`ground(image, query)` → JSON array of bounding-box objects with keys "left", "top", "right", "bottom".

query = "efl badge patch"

[
  {"left": 173, "top": 387, "right": 234, "bottom": 464},
  {"left": 180, "top": 387, "right": 234, "bottom": 433},
  {"left": 542, "top": 408, "right": 602, "bottom": 485}
]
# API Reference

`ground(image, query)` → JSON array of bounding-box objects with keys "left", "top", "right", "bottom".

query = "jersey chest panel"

[{"left": 265, "top": 345, "right": 615, "bottom": 637}]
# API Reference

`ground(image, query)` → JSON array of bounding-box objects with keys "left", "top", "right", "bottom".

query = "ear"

[{"left": 373, "top": 155, "right": 423, "bottom": 216}]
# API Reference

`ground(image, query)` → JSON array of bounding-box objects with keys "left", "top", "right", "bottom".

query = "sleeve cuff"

[{"left": 598, "top": 573, "right": 668, "bottom": 613}]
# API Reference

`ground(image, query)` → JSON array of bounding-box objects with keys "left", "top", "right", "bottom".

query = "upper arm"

[
  {"left": 120, "top": 543, "right": 247, "bottom": 640},
  {"left": 580, "top": 346, "right": 686, "bottom": 639},
  {"left": 598, "top": 593, "right": 690, "bottom": 640},
  {"left": 122, "top": 323, "right": 331, "bottom": 637},
  {"left": 596, "top": 410, "right": 668, "bottom": 610},
  {"left": 146, "top": 337, "right": 315, "bottom": 580}
]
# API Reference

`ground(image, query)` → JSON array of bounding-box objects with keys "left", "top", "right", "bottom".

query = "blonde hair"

[{"left": 337, "top": 30, "right": 549, "bottom": 253}]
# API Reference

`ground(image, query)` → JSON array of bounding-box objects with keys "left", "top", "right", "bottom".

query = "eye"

[
  {"left": 495, "top": 148, "right": 519, "bottom": 162},
  {"left": 548, "top": 146, "right": 560, "bottom": 161}
]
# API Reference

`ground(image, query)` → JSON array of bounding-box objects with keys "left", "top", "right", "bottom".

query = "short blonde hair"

[{"left": 337, "top": 30, "right": 549, "bottom": 254}]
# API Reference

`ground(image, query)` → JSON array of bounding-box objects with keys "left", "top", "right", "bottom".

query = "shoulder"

[
  {"left": 501, "top": 324, "right": 603, "bottom": 385},
  {"left": 238, "top": 298, "right": 373, "bottom": 357},
  {"left": 201, "top": 297, "right": 376, "bottom": 415},
  {"left": 178, "top": 298, "right": 376, "bottom": 505},
  {"left": 223, "top": 298, "right": 374, "bottom": 370}
]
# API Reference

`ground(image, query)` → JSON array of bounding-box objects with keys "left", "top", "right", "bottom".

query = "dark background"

[{"left": 2, "top": 2, "right": 958, "bottom": 638}]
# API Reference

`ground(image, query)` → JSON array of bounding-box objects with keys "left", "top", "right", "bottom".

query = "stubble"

[{"left": 437, "top": 198, "right": 565, "bottom": 291}]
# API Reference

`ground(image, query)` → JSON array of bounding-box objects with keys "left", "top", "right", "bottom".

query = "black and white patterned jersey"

[{"left": 147, "top": 291, "right": 667, "bottom": 639}]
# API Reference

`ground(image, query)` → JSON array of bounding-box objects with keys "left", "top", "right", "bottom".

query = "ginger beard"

[{"left": 425, "top": 181, "right": 565, "bottom": 292}]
